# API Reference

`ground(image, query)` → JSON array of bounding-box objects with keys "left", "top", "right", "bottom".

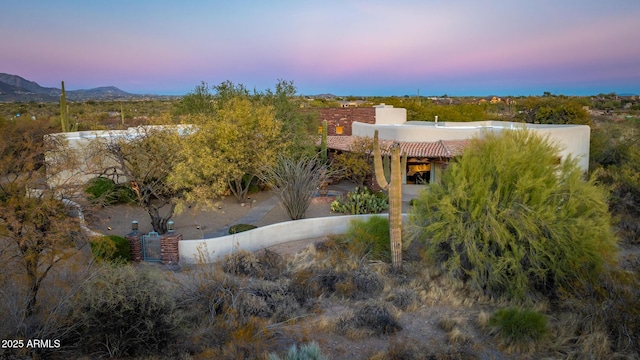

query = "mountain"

[{"left": 0, "top": 73, "right": 150, "bottom": 102}]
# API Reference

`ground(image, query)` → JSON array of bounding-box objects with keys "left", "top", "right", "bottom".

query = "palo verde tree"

[
  {"left": 408, "top": 129, "right": 617, "bottom": 300},
  {"left": 258, "top": 80, "right": 318, "bottom": 156},
  {"left": 90, "top": 126, "right": 185, "bottom": 234},
  {"left": 0, "top": 117, "right": 87, "bottom": 318},
  {"left": 171, "top": 94, "right": 282, "bottom": 203}
]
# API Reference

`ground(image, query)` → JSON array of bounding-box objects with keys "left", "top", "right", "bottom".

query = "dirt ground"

[
  {"left": 84, "top": 190, "right": 339, "bottom": 242},
  {"left": 83, "top": 191, "right": 638, "bottom": 360},
  {"left": 85, "top": 192, "right": 505, "bottom": 359}
]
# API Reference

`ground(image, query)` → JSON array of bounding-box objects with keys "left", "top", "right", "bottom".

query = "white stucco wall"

[
  {"left": 179, "top": 214, "right": 410, "bottom": 264},
  {"left": 352, "top": 120, "right": 591, "bottom": 173},
  {"left": 374, "top": 104, "right": 407, "bottom": 125},
  {"left": 45, "top": 125, "right": 193, "bottom": 188}
]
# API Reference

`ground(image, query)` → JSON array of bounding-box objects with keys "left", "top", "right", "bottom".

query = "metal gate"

[{"left": 141, "top": 232, "right": 161, "bottom": 262}]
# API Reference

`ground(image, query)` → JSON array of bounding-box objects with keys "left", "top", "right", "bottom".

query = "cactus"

[
  {"left": 121, "top": 103, "right": 125, "bottom": 126},
  {"left": 60, "top": 81, "right": 69, "bottom": 132},
  {"left": 321, "top": 120, "right": 328, "bottom": 163},
  {"left": 373, "top": 130, "right": 404, "bottom": 271},
  {"left": 60, "top": 81, "right": 78, "bottom": 132}
]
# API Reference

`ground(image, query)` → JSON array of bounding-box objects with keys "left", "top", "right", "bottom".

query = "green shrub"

[
  {"left": 409, "top": 129, "right": 618, "bottom": 300},
  {"left": 344, "top": 216, "right": 390, "bottom": 262},
  {"left": 65, "top": 265, "right": 183, "bottom": 358},
  {"left": 229, "top": 223, "right": 257, "bottom": 234},
  {"left": 84, "top": 176, "right": 136, "bottom": 205},
  {"left": 268, "top": 342, "right": 328, "bottom": 360},
  {"left": 330, "top": 186, "right": 388, "bottom": 214},
  {"left": 489, "top": 307, "right": 548, "bottom": 345},
  {"left": 90, "top": 235, "right": 130, "bottom": 263}
]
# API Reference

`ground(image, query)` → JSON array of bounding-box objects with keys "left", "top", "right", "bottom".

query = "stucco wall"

[
  {"left": 374, "top": 104, "right": 407, "bottom": 124},
  {"left": 178, "top": 214, "right": 410, "bottom": 264}
]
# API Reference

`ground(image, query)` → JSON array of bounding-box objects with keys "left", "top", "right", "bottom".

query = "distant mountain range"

[{"left": 0, "top": 73, "right": 160, "bottom": 102}]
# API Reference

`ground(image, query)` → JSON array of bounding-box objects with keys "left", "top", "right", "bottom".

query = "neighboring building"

[{"left": 321, "top": 104, "right": 591, "bottom": 185}]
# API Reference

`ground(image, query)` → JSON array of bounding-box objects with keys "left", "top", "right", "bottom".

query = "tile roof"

[{"left": 324, "top": 136, "right": 470, "bottom": 158}]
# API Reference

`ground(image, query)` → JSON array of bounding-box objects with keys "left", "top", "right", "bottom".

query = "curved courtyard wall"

[{"left": 179, "top": 214, "right": 410, "bottom": 264}]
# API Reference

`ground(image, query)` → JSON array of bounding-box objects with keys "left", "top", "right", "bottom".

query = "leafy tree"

[
  {"left": 515, "top": 97, "right": 590, "bottom": 124},
  {"left": 409, "top": 129, "right": 617, "bottom": 300},
  {"left": 173, "top": 81, "right": 215, "bottom": 116},
  {"left": 257, "top": 80, "right": 318, "bottom": 156},
  {"left": 332, "top": 136, "right": 375, "bottom": 187},
  {"left": 171, "top": 96, "right": 282, "bottom": 203},
  {"left": 90, "top": 126, "right": 185, "bottom": 234},
  {"left": 0, "top": 118, "right": 86, "bottom": 317}
]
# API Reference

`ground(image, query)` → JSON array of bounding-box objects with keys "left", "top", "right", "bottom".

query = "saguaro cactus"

[
  {"left": 59, "top": 81, "right": 78, "bottom": 132},
  {"left": 373, "top": 130, "right": 404, "bottom": 271},
  {"left": 60, "top": 81, "right": 70, "bottom": 132},
  {"left": 321, "top": 120, "right": 328, "bottom": 163}
]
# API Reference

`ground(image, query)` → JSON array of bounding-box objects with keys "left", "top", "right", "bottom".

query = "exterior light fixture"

[
  {"left": 167, "top": 220, "right": 175, "bottom": 233},
  {"left": 131, "top": 220, "right": 138, "bottom": 232}
]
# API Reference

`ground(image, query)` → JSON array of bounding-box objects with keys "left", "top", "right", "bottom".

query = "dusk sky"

[{"left": 3, "top": 0, "right": 640, "bottom": 96}]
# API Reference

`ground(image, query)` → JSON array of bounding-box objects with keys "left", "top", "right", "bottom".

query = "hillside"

[{"left": 0, "top": 73, "right": 146, "bottom": 102}]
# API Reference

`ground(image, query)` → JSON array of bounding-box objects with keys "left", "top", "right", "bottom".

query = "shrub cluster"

[
  {"left": 343, "top": 216, "right": 390, "bottom": 262},
  {"left": 330, "top": 186, "right": 388, "bottom": 214},
  {"left": 409, "top": 130, "right": 618, "bottom": 300},
  {"left": 90, "top": 235, "right": 130, "bottom": 263},
  {"left": 228, "top": 223, "right": 257, "bottom": 234},
  {"left": 488, "top": 307, "right": 548, "bottom": 348},
  {"left": 336, "top": 301, "right": 401, "bottom": 338},
  {"left": 84, "top": 176, "right": 137, "bottom": 205},
  {"left": 64, "top": 265, "right": 183, "bottom": 358}
]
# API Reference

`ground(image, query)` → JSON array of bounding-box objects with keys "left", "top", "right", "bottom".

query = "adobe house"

[{"left": 319, "top": 104, "right": 591, "bottom": 188}]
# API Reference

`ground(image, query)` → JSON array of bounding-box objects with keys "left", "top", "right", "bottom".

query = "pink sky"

[{"left": 2, "top": 0, "right": 639, "bottom": 96}]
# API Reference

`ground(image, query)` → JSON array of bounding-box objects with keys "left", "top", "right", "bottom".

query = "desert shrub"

[
  {"left": 65, "top": 265, "right": 183, "bottom": 358},
  {"left": 222, "top": 250, "right": 264, "bottom": 277},
  {"left": 559, "top": 267, "right": 640, "bottom": 357},
  {"left": 268, "top": 342, "right": 328, "bottom": 360},
  {"left": 386, "top": 286, "right": 417, "bottom": 310},
  {"left": 90, "top": 235, "right": 130, "bottom": 263},
  {"left": 229, "top": 223, "right": 257, "bottom": 234},
  {"left": 256, "top": 249, "right": 285, "bottom": 280},
  {"left": 84, "top": 176, "right": 136, "bottom": 205},
  {"left": 489, "top": 307, "right": 548, "bottom": 346},
  {"left": 336, "top": 301, "right": 401, "bottom": 338},
  {"left": 409, "top": 129, "right": 618, "bottom": 300},
  {"left": 330, "top": 186, "right": 388, "bottom": 214},
  {"left": 349, "top": 267, "right": 383, "bottom": 299},
  {"left": 344, "top": 216, "right": 390, "bottom": 262},
  {"left": 237, "top": 280, "right": 302, "bottom": 322}
]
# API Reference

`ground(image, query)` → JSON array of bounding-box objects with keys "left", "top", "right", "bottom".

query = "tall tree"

[
  {"left": 258, "top": 80, "right": 318, "bottom": 156},
  {"left": 171, "top": 96, "right": 282, "bottom": 203},
  {"left": 90, "top": 126, "right": 185, "bottom": 234},
  {"left": 173, "top": 81, "right": 215, "bottom": 116},
  {"left": 0, "top": 118, "right": 86, "bottom": 317}
]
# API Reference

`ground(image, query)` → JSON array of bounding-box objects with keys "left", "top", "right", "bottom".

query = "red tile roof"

[{"left": 324, "top": 136, "right": 470, "bottom": 158}]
